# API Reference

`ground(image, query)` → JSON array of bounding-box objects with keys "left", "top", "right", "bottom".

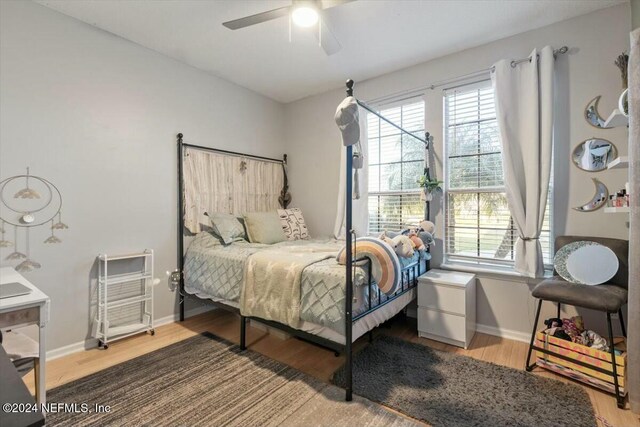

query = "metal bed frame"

[{"left": 175, "top": 79, "right": 432, "bottom": 401}]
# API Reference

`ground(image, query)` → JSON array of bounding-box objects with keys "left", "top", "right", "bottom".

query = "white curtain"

[
  {"left": 334, "top": 108, "right": 369, "bottom": 239},
  {"left": 491, "top": 47, "right": 554, "bottom": 278},
  {"left": 183, "top": 148, "right": 284, "bottom": 233}
]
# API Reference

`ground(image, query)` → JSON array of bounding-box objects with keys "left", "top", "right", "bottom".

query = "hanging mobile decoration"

[
  {"left": 5, "top": 227, "right": 26, "bottom": 261},
  {"left": 0, "top": 167, "right": 68, "bottom": 272},
  {"left": 0, "top": 220, "right": 12, "bottom": 247},
  {"left": 44, "top": 219, "right": 62, "bottom": 244}
]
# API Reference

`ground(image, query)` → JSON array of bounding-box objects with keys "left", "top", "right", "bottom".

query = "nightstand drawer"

[
  {"left": 418, "top": 283, "right": 465, "bottom": 315},
  {"left": 417, "top": 307, "right": 466, "bottom": 343}
]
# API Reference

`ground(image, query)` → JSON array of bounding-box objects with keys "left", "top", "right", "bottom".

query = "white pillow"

[{"left": 278, "top": 208, "right": 310, "bottom": 240}]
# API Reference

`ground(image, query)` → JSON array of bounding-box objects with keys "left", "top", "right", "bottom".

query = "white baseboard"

[
  {"left": 47, "top": 306, "right": 216, "bottom": 360},
  {"left": 475, "top": 323, "right": 530, "bottom": 343},
  {"left": 46, "top": 307, "right": 529, "bottom": 360}
]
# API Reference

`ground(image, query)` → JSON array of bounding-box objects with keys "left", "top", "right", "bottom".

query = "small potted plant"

[
  {"left": 417, "top": 175, "right": 443, "bottom": 202},
  {"left": 615, "top": 52, "right": 629, "bottom": 116}
]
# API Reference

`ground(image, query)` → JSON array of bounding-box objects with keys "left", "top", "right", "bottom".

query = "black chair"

[{"left": 525, "top": 236, "right": 628, "bottom": 408}]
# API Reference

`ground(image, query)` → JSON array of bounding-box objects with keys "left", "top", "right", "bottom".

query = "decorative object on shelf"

[
  {"left": 584, "top": 96, "right": 612, "bottom": 129},
  {"left": 417, "top": 175, "right": 443, "bottom": 202},
  {"left": 573, "top": 178, "right": 608, "bottom": 212},
  {"left": 615, "top": 52, "right": 629, "bottom": 89},
  {"left": 619, "top": 88, "right": 629, "bottom": 117},
  {"left": 572, "top": 138, "right": 618, "bottom": 171},
  {"left": 0, "top": 167, "right": 68, "bottom": 272},
  {"left": 554, "top": 241, "right": 619, "bottom": 285},
  {"left": 606, "top": 183, "right": 630, "bottom": 210}
]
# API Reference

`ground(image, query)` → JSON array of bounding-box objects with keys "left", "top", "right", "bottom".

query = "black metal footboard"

[{"left": 352, "top": 256, "right": 426, "bottom": 322}]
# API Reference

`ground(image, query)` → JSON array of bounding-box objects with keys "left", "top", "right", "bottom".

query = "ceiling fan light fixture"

[{"left": 291, "top": 3, "right": 319, "bottom": 28}]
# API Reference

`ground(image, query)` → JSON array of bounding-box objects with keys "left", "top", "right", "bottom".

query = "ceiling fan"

[{"left": 222, "top": 0, "right": 355, "bottom": 56}]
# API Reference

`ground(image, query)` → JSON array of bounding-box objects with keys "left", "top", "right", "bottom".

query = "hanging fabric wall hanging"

[{"left": 0, "top": 167, "right": 68, "bottom": 272}]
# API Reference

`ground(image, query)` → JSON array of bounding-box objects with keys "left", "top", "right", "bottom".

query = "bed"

[
  {"left": 184, "top": 231, "right": 427, "bottom": 343},
  {"left": 176, "top": 79, "right": 432, "bottom": 401}
]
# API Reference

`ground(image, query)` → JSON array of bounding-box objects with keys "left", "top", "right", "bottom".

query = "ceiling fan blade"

[
  {"left": 315, "top": 15, "right": 342, "bottom": 55},
  {"left": 223, "top": 6, "right": 291, "bottom": 30},
  {"left": 319, "top": 0, "right": 356, "bottom": 10}
]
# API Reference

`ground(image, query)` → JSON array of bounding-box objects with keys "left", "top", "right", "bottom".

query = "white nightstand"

[{"left": 417, "top": 269, "right": 476, "bottom": 349}]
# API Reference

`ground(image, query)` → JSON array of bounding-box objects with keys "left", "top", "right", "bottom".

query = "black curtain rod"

[{"left": 345, "top": 79, "right": 430, "bottom": 146}]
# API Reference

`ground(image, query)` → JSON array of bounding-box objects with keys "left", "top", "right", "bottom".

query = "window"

[
  {"left": 444, "top": 81, "right": 552, "bottom": 268},
  {"left": 367, "top": 100, "right": 425, "bottom": 234}
]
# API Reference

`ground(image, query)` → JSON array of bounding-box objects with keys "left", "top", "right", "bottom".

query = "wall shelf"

[
  {"left": 607, "top": 156, "right": 628, "bottom": 170},
  {"left": 604, "top": 206, "right": 630, "bottom": 213},
  {"left": 603, "top": 109, "right": 628, "bottom": 128}
]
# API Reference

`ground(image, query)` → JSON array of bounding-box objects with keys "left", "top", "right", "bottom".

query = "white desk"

[{"left": 0, "top": 267, "right": 50, "bottom": 405}]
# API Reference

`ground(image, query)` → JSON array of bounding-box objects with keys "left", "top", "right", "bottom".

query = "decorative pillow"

[
  {"left": 277, "top": 208, "right": 310, "bottom": 240},
  {"left": 243, "top": 212, "right": 286, "bottom": 244},
  {"left": 206, "top": 212, "right": 246, "bottom": 245}
]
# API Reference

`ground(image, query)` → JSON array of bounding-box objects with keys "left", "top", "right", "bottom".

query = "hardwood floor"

[{"left": 24, "top": 310, "right": 640, "bottom": 427}]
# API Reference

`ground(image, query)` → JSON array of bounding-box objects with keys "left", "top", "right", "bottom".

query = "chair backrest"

[{"left": 554, "top": 235, "right": 628, "bottom": 288}]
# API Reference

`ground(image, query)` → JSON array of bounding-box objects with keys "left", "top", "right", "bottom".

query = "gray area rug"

[
  {"left": 47, "top": 332, "right": 419, "bottom": 427},
  {"left": 333, "top": 335, "right": 596, "bottom": 427}
]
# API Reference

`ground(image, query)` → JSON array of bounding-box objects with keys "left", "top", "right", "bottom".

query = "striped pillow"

[{"left": 336, "top": 237, "right": 401, "bottom": 295}]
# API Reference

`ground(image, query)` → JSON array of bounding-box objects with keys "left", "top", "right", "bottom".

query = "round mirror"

[
  {"left": 555, "top": 241, "right": 618, "bottom": 285},
  {"left": 572, "top": 138, "right": 617, "bottom": 172}
]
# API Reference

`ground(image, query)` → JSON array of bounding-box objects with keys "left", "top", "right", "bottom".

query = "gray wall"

[
  {"left": 284, "top": 4, "right": 632, "bottom": 340},
  {"left": 0, "top": 0, "right": 286, "bottom": 352}
]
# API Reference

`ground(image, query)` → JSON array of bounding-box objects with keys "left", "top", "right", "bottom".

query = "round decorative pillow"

[
  {"left": 336, "top": 237, "right": 401, "bottom": 295},
  {"left": 554, "top": 241, "right": 619, "bottom": 285}
]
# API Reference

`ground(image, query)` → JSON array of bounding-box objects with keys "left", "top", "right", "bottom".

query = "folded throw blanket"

[{"left": 240, "top": 244, "right": 336, "bottom": 328}]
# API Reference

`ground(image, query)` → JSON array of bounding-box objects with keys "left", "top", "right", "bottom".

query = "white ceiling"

[{"left": 37, "top": 0, "right": 625, "bottom": 103}]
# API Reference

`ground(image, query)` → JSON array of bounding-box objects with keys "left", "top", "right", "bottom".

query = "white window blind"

[
  {"left": 444, "top": 81, "right": 552, "bottom": 268},
  {"left": 367, "top": 100, "right": 425, "bottom": 234}
]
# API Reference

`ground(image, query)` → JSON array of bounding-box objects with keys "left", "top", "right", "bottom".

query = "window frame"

[
  {"left": 366, "top": 98, "right": 426, "bottom": 234},
  {"left": 442, "top": 80, "right": 553, "bottom": 271}
]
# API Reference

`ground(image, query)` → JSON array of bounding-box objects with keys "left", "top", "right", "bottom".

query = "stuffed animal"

[
  {"left": 408, "top": 232, "right": 425, "bottom": 251},
  {"left": 383, "top": 229, "right": 405, "bottom": 239},
  {"left": 378, "top": 232, "right": 415, "bottom": 258},
  {"left": 419, "top": 220, "right": 436, "bottom": 235},
  {"left": 378, "top": 232, "right": 395, "bottom": 247},
  {"left": 392, "top": 235, "right": 415, "bottom": 258},
  {"left": 544, "top": 318, "right": 563, "bottom": 329},
  {"left": 417, "top": 231, "right": 434, "bottom": 247}
]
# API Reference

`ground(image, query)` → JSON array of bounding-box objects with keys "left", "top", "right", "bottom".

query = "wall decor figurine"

[{"left": 0, "top": 167, "right": 69, "bottom": 272}]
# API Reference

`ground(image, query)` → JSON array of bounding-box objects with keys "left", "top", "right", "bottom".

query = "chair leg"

[
  {"left": 557, "top": 303, "right": 561, "bottom": 318},
  {"left": 618, "top": 309, "right": 626, "bottom": 338},
  {"left": 607, "top": 312, "right": 625, "bottom": 409},
  {"left": 525, "top": 299, "right": 543, "bottom": 372}
]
